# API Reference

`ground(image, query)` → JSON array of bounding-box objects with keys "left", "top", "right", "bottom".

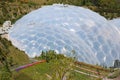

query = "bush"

[
  {"left": 39, "top": 50, "right": 65, "bottom": 62},
  {"left": 108, "top": 69, "right": 120, "bottom": 79}
]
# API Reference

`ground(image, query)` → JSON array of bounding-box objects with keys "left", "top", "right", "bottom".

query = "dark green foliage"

[
  {"left": 0, "top": 37, "right": 29, "bottom": 66},
  {"left": 1, "top": 0, "right": 15, "bottom": 2},
  {"left": 0, "top": 36, "right": 29, "bottom": 79},
  {"left": 0, "top": 64, "right": 12, "bottom": 80},
  {"left": 7, "top": 57, "right": 13, "bottom": 66},
  {"left": 38, "top": 50, "right": 65, "bottom": 62},
  {"left": 0, "top": 37, "right": 9, "bottom": 67},
  {"left": 0, "top": 0, "right": 120, "bottom": 26},
  {"left": 0, "top": 37, "right": 11, "bottom": 80},
  {"left": 0, "top": 2, "right": 41, "bottom": 26}
]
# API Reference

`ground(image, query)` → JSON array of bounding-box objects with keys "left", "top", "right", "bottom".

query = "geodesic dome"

[
  {"left": 109, "top": 18, "right": 120, "bottom": 31},
  {"left": 9, "top": 4, "right": 120, "bottom": 66}
]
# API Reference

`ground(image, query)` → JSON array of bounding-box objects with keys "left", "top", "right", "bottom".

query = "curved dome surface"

[
  {"left": 109, "top": 18, "right": 120, "bottom": 31},
  {"left": 9, "top": 4, "right": 120, "bottom": 66}
]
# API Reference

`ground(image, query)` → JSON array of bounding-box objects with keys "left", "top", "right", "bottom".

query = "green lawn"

[{"left": 13, "top": 61, "right": 101, "bottom": 80}]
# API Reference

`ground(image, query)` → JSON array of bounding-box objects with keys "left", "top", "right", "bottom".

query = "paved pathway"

[
  {"left": 75, "top": 65, "right": 100, "bottom": 74},
  {"left": 74, "top": 70, "right": 99, "bottom": 78}
]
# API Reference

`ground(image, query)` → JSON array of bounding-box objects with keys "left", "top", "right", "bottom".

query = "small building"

[{"left": 114, "top": 59, "right": 120, "bottom": 68}]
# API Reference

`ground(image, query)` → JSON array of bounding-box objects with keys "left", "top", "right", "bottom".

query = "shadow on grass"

[{"left": 14, "top": 72, "right": 33, "bottom": 80}]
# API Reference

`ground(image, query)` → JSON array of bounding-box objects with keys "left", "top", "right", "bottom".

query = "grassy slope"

[
  {"left": 74, "top": 62, "right": 110, "bottom": 78},
  {"left": 0, "top": 37, "right": 29, "bottom": 80},
  {"left": 13, "top": 62, "right": 98, "bottom": 80},
  {"left": 0, "top": 37, "right": 29, "bottom": 67},
  {"left": 12, "top": 58, "right": 110, "bottom": 80},
  {"left": 7, "top": 45, "right": 29, "bottom": 66}
]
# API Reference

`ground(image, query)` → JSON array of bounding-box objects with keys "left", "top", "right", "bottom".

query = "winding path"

[{"left": 74, "top": 69, "right": 99, "bottom": 78}]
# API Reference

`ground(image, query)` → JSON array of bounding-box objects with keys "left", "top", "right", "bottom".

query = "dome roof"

[
  {"left": 9, "top": 4, "right": 120, "bottom": 66},
  {"left": 109, "top": 18, "right": 120, "bottom": 31}
]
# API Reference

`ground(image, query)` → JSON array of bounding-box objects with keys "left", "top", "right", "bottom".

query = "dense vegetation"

[
  {"left": 108, "top": 69, "right": 120, "bottom": 79},
  {"left": 0, "top": 48, "right": 110, "bottom": 80},
  {"left": 13, "top": 50, "right": 108, "bottom": 80},
  {"left": 27, "top": 0, "right": 120, "bottom": 19},
  {"left": 0, "top": 0, "right": 120, "bottom": 26},
  {"left": 0, "top": 36, "right": 29, "bottom": 80},
  {"left": 0, "top": 1, "right": 41, "bottom": 26},
  {"left": 0, "top": 0, "right": 120, "bottom": 80}
]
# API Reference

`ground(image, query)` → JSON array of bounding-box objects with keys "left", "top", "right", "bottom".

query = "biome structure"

[{"left": 9, "top": 4, "right": 120, "bottom": 66}]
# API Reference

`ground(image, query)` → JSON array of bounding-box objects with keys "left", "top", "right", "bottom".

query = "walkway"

[{"left": 74, "top": 70, "right": 99, "bottom": 78}]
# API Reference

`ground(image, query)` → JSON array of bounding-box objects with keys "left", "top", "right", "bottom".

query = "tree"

[
  {"left": 0, "top": 37, "right": 11, "bottom": 80},
  {"left": 91, "top": 0, "right": 101, "bottom": 6},
  {"left": 39, "top": 50, "right": 75, "bottom": 80},
  {"left": 40, "top": 50, "right": 57, "bottom": 62},
  {"left": 99, "top": 0, "right": 117, "bottom": 8},
  {"left": 50, "top": 57, "right": 74, "bottom": 80}
]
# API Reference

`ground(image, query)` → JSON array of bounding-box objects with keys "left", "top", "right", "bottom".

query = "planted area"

[
  {"left": 0, "top": 42, "right": 118, "bottom": 80},
  {"left": 0, "top": 36, "right": 29, "bottom": 80},
  {"left": 13, "top": 50, "right": 109, "bottom": 80},
  {"left": 108, "top": 69, "right": 120, "bottom": 79},
  {"left": 0, "top": 0, "right": 120, "bottom": 26},
  {"left": 0, "top": 1, "right": 41, "bottom": 26}
]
